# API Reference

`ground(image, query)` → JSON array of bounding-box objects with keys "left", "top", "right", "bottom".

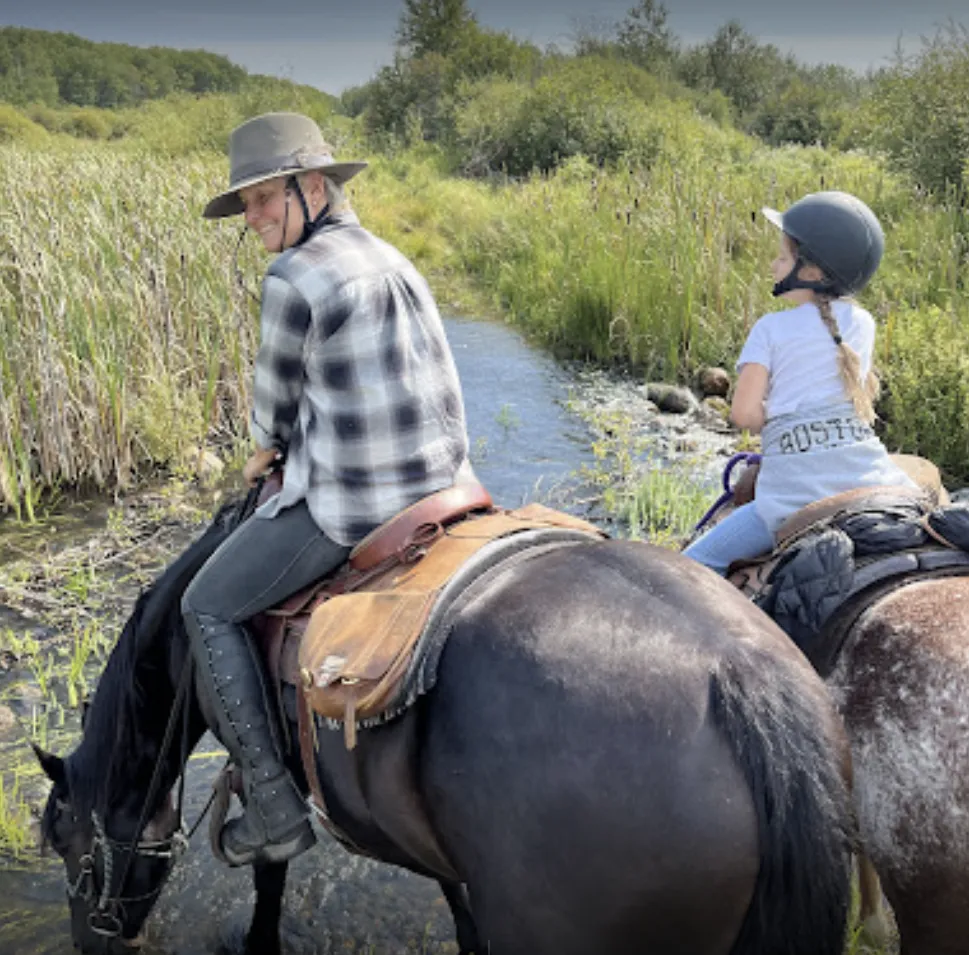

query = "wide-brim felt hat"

[{"left": 203, "top": 112, "right": 368, "bottom": 219}]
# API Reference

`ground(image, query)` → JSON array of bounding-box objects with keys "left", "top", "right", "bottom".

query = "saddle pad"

[
  {"left": 299, "top": 504, "right": 605, "bottom": 746},
  {"left": 774, "top": 485, "right": 930, "bottom": 548},
  {"left": 728, "top": 487, "right": 932, "bottom": 594},
  {"left": 728, "top": 495, "right": 969, "bottom": 676}
]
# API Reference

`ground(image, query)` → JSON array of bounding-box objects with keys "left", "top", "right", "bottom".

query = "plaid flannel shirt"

[{"left": 251, "top": 211, "right": 469, "bottom": 545}]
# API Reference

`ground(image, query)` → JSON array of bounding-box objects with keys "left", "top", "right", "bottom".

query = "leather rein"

[
  {"left": 65, "top": 479, "right": 269, "bottom": 940},
  {"left": 67, "top": 653, "right": 217, "bottom": 941}
]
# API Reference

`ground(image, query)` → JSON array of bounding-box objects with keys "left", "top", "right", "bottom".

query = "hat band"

[{"left": 230, "top": 151, "right": 335, "bottom": 187}]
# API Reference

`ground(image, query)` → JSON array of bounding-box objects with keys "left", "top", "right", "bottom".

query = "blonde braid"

[{"left": 816, "top": 295, "right": 878, "bottom": 424}]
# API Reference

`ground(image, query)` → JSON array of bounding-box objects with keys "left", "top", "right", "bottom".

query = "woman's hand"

[{"left": 243, "top": 447, "right": 281, "bottom": 487}]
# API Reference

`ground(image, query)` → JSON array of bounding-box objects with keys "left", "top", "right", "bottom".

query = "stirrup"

[{"left": 220, "top": 813, "right": 316, "bottom": 867}]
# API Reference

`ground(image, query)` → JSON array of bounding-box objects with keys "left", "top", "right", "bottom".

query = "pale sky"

[{"left": 0, "top": 0, "right": 964, "bottom": 94}]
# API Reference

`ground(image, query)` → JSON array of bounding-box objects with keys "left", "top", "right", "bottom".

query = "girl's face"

[
  {"left": 770, "top": 233, "right": 821, "bottom": 303},
  {"left": 239, "top": 177, "right": 305, "bottom": 253},
  {"left": 770, "top": 234, "right": 797, "bottom": 285}
]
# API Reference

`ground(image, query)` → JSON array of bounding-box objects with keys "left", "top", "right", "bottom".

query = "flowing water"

[{"left": 0, "top": 316, "right": 734, "bottom": 955}]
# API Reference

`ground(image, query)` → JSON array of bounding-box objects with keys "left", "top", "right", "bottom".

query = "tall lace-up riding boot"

[{"left": 187, "top": 612, "right": 316, "bottom": 866}]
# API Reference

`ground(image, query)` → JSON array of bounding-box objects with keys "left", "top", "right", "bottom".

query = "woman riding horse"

[
  {"left": 184, "top": 112, "right": 472, "bottom": 868},
  {"left": 37, "top": 494, "right": 855, "bottom": 955}
]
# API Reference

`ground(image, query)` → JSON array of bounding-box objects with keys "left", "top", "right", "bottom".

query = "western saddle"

[{"left": 725, "top": 453, "right": 949, "bottom": 597}]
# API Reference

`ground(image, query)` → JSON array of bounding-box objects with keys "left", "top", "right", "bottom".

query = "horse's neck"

[
  {"left": 71, "top": 617, "right": 189, "bottom": 820},
  {"left": 73, "top": 508, "right": 237, "bottom": 815}
]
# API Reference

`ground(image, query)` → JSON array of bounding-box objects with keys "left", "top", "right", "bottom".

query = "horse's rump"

[
  {"left": 416, "top": 540, "right": 852, "bottom": 954},
  {"left": 38, "top": 499, "right": 856, "bottom": 955}
]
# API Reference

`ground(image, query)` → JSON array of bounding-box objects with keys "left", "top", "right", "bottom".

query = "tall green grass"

[
  {"left": 0, "top": 100, "right": 967, "bottom": 514},
  {"left": 442, "top": 139, "right": 968, "bottom": 378},
  {"left": 0, "top": 140, "right": 474, "bottom": 516},
  {"left": 0, "top": 143, "right": 263, "bottom": 515}
]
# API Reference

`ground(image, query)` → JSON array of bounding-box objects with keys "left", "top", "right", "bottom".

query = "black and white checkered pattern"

[{"left": 251, "top": 212, "right": 469, "bottom": 545}]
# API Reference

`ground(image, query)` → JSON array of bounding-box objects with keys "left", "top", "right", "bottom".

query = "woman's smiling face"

[{"left": 239, "top": 177, "right": 303, "bottom": 253}]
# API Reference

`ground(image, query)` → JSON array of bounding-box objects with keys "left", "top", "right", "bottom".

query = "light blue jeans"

[{"left": 682, "top": 502, "right": 776, "bottom": 576}]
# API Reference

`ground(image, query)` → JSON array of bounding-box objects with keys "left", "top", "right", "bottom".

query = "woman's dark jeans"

[
  {"left": 180, "top": 499, "right": 350, "bottom": 865},
  {"left": 182, "top": 499, "right": 350, "bottom": 623}
]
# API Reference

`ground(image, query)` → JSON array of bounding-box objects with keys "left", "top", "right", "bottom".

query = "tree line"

[
  {"left": 343, "top": 0, "right": 968, "bottom": 198},
  {"left": 0, "top": 7, "right": 964, "bottom": 200},
  {"left": 0, "top": 27, "right": 248, "bottom": 108}
]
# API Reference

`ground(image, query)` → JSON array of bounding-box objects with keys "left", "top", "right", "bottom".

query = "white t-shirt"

[{"left": 736, "top": 300, "right": 875, "bottom": 419}]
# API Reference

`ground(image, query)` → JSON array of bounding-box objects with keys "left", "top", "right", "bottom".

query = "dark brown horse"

[{"left": 35, "top": 503, "right": 854, "bottom": 955}]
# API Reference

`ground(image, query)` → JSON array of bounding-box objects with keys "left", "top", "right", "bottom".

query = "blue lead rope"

[{"left": 693, "top": 452, "right": 762, "bottom": 533}]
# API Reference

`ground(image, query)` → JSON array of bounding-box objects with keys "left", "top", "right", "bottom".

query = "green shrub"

[
  {"left": 61, "top": 107, "right": 114, "bottom": 139},
  {"left": 359, "top": 18, "right": 541, "bottom": 150},
  {"left": 848, "top": 26, "right": 969, "bottom": 197},
  {"left": 0, "top": 104, "right": 47, "bottom": 144},
  {"left": 749, "top": 79, "right": 829, "bottom": 146},
  {"left": 20, "top": 103, "right": 135, "bottom": 141},
  {"left": 454, "top": 58, "right": 682, "bottom": 175},
  {"left": 25, "top": 102, "right": 64, "bottom": 132},
  {"left": 879, "top": 304, "right": 969, "bottom": 483},
  {"left": 691, "top": 88, "right": 734, "bottom": 126},
  {"left": 363, "top": 53, "right": 459, "bottom": 148},
  {"left": 119, "top": 83, "right": 343, "bottom": 157}
]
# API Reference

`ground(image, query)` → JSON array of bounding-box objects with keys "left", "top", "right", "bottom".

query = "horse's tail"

[{"left": 710, "top": 656, "right": 854, "bottom": 955}]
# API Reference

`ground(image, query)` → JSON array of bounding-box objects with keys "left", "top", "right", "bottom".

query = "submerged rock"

[
  {"left": 646, "top": 383, "right": 699, "bottom": 415},
  {"left": 698, "top": 366, "right": 731, "bottom": 398}
]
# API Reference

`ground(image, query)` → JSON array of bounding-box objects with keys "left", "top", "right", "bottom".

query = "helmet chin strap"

[
  {"left": 280, "top": 190, "right": 292, "bottom": 254},
  {"left": 285, "top": 175, "right": 330, "bottom": 248},
  {"left": 772, "top": 255, "right": 839, "bottom": 298}
]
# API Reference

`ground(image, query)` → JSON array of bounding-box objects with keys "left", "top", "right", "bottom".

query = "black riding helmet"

[{"left": 761, "top": 191, "right": 885, "bottom": 298}]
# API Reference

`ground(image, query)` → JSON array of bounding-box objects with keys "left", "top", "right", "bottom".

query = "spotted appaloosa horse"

[
  {"left": 704, "top": 455, "right": 969, "bottom": 954},
  {"left": 35, "top": 501, "right": 854, "bottom": 955},
  {"left": 828, "top": 575, "right": 969, "bottom": 955}
]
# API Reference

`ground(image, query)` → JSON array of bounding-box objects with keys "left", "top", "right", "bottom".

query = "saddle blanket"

[{"left": 730, "top": 495, "right": 969, "bottom": 675}]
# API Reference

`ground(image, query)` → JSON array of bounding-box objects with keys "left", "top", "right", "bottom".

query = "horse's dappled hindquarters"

[
  {"left": 831, "top": 576, "right": 969, "bottom": 955},
  {"left": 697, "top": 466, "right": 969, "bottom": 954},
  {"left": 36, "top": 510, "right": 853, "bottom": 955}
]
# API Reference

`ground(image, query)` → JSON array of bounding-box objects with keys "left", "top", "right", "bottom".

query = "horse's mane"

[{"left": 60, "top": 496, "right": 247, "bottom": 825}]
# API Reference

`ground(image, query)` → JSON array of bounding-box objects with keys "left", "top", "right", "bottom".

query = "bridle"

[
  {"left": 66, "top": 810, "right": 189, "bottom": 938},
  {"left": 62, "top": 652, "right": 216, "bottom": 943},
  {"left": 59, "top": 489, "right": 265, "bottom": 945}
]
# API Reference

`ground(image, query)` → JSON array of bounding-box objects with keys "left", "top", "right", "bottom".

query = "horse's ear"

[
  {"left": 80, "top": 698, "right": 91, "bottom": 729},
  {"left": 32, "top": 743, "right": 67, "bottom": 789}
]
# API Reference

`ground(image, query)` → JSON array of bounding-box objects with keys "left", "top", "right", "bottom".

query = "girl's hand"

[
  {"left": 243, "top": 447, "right": 281, "bottom": 487},
  {"left": 731, "top": 363, "right": 769, "bottom": 434}
]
